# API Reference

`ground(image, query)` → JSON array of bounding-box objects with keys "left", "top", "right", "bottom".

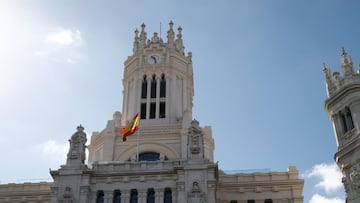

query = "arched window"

[
  {"left": 341, "top": 107, "right": 354, "bottom": 133},
  {"left": 151, "top": 75, "right": 157, "bottom": 98},
  {"left": 139, "top": 152, "right": 160, "bottom": 161},
  {"left": 147, "top": 188, "right": 155, "bottom": 203},
  {"left": 130, "top": 189, "right": 138, "bottom": 203},
  {"left": 113, "top": 190, "right": 121, "bottom": 203},
  {"left": 141, "top": 75, "right": 148, "bottom": 99},
  {"left": 160, "top": 74, "right": 166, "bottom": 98},
  {"left": 164, "top": 188, "right": 172, "bottom": 203},
  {"left": 264, "top": 199, "right": 273, "bottom": 203},
  {"left": 96, "top": 190, "right": 104, "bottom": 203}
]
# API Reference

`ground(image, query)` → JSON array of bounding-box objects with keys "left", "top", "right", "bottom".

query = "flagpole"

[{"left": 136, "top": 117, "right": 141, "bottom": 162}]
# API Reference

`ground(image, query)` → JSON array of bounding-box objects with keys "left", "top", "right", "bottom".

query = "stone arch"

[{"left": 115, "top": 142, "right": 179, "bottom": 161}]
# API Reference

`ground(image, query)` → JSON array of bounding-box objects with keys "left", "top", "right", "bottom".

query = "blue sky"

[{"left": 1, "top": 1, "right": 360, "bottom": 202}]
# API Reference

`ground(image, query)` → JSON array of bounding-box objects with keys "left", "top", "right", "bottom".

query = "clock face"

[{"left": 148, "top": 54, "right": 161, "bottom": 64}]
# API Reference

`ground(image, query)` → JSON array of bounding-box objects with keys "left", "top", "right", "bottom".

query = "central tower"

[{"left": 121, "top": 21, "right": 193, "bottom": 126}]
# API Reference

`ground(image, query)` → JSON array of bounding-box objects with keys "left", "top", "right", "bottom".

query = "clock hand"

[{"left": 151, "top": 56, "right": 157, "bottom": 63}]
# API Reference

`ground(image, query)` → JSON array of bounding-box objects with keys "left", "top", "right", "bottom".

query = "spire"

[
  {"left": 341, "top": 47, "right": 355, "bottom": 76},
  {"left": 175, "top": 26, "right": 185, "bottom": 54},
  {"left": 167, "top": 21, "right": 175, "bottom": 49},
  {"left": 139, "top": 23, "right": 147, "bottom": 51},
  {"left": 133, "top": 29, "right": 139, "bottom": 53}
]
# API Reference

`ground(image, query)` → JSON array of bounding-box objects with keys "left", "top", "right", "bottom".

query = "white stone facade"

[
  {"left": 0, "top": 21, "right": 303, "bottom": 203},
  {"left": 324, "top": 48, "right": 360, "bottom": 203}
]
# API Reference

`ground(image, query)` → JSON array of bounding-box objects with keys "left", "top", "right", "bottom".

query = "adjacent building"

[{"left": 0, "top": 22, "right": 304, "bottom": 203}]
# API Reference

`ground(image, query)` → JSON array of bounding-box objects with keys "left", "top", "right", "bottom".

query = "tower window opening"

[
  {"left": 141, "top": 103, "right": 147, "bottom": 119},
  {"left": 230, "top": 201, "right": 238, "bottom": 203},
  {"left": 96, "top": 190, "right": 104, "bottom": 203},
  {"left": 151, "top": 75, "right": 157, "bottom": 98},
  {"left": 247, "top": 200, "right": 255, "bottom": 203},
  {"left": 159, "top": 102, "right": 166, "bottom": 118},
  {"left": 141, "top": 75, "right": 148, "bottom": 99},
  {"left": 264, "top": 199, "right": 273, "bottom": 203},
  {"left": 164, "top": 188, "right": 172, "bottom": 203},
  {"left": 147, "top": 188, "right": 155, "bottom": 203},
  {"left": 150, "top": 102, "right": 156, "bottom": 119},
  {"left": 341, "top": 107, "right": 354, "bottom": 133},
  {"left": 130, "top": 189, "right": 138, "bottom": 203},
  {"left": 160, "top": 74, "right": 166, "bottom": 98},
  {"left": 113, "top": 190, "right": 121, "bottom": 203}
]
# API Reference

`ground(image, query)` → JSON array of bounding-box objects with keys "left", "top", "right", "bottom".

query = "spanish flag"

[{"left": 120, "top": 113, "right": 140, "bottom": 141}]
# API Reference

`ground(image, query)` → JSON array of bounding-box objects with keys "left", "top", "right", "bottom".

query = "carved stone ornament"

[
  {"left": 188, "top": 120, "right": 202, "bottom": 154},
  {"left": 62, "top": 186, "right": 74, "bottom": 203},
  {"left": 350, "top": 164, "right": 360, "bottom": 193},
  {"left": 187, "top": 182, "right": 206, "bottom": 203}
]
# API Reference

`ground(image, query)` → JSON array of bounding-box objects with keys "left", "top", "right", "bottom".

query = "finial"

[
  {"left": 134, "top": 28, "right": 139, "bottom": 35},
  {"left": 169, "top": 20, "right": 174, "bottom": 27},
  {"left": 341, "top": 47, "right": 347, "bottom": 57},
  {"left": 141, "top": 23, "right": 146, "bottom": 30},
  {"left": 178, "top": 26, "right": 182, "bottom": 33},
  {"left": 77, "top": 125, "right": 84, "bottom": 132},
  {"left": 322, "top": 63, "right": 327, "bottom": 71}
]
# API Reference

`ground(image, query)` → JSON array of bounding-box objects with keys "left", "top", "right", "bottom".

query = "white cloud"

[
  {"left": 40, "top": 140, "right": 69, "bottom": 160},
  {"left": 34, "top": 27, "right": 86, "bottom": 64},
  {"left": 306, "top": 163, "right": 343, "bottom": 194},
  {"left": 46, "top": 28, "right": 83, "bottom": 46},
  {"left": 309, "top": 194, "right": 344, "bottom": 203}
]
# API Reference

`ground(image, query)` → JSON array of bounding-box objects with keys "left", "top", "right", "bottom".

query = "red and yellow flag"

[{"left": 120, "top": 113, "right": 139, "bottom": 141}]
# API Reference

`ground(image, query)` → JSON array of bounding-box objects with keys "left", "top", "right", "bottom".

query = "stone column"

[
  {"left": 104, "top": 190, "right": 113, "bottom": 203},
  {"left": 155, "top": 188, "right": 164, "bottom": 203},
  {"left": 156, "top": 76, "right": 161, "bottom": 118},
  {"left": 172, "top": 188, "right": 177, "bottom": 203},
  {"left": 139, "top": 190, "right": 147, "bottom": 203},
  {"left": 123, "top": 191, "right": 130, "bottom": 203}
]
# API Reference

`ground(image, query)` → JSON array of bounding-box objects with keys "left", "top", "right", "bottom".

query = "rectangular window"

[
  {"left": 141, "top": 103, "right": 147, "bottom": 119},
  {"left": 141, "top": 82, "right": 147, "bottom": 99},
  {"left": 150, "top": 103, "right": 156, "bottom": 119},
  {"left": 159, "top": 102, "right": 165, "bottom": 118},
  {"left": 160, "top": 80, "right": 166, "bottom": 98},
  {"left": 130, "top": 189, "right": 138, "bottom": 203},
  {"left": 151, "top": 81, "right": 156, "bottom": 98}
]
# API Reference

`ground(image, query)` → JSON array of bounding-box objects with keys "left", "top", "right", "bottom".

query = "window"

[
  {"left": 130, "top": 189, "right": 138, "bottom": 203},
  {"left": 96, "top": 191, "right": 104, "bottom": 203},
  {"left": 159, "top": 102, "right": 165, "bottom": 118},
  {"left": 160, "top": 74, "right": 166, "bottom": 98},
  {"left": 230, "top": 201, "right": 238, "bottom": 203},
  {"left": 113, "top": 190, "right": 121, "bottom": 203},
  {"left": 247, "top": 200, "right": 255, "bottom": 203},
  {"left": 341, "top": 107, "right": 354, "bottom": 133},
  {"left": 151, "top": 75, "right": 157, "bottom": 98},
  {"left": 141, "top": 75, "right": 148, "bottom": 99},
  {"left": 141, "top": 103, "right": 147, "bottom": 119},
  {"left": 164, "top": 188, "right": 172, "bottom": 203},
  {"left": 264, "top": 199, "right": 273, "bottom": 203},
  {"left": 150, "top": 102, "right": 156, "bottom": 119},
  {"left": 139, "top": 152, "right": 160, "bottom": 161},
  {"left": 147, "top": 188, "right": 155, "bottom": 203}
]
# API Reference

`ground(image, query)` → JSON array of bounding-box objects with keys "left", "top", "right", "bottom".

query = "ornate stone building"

[
  {"left": 324, "top": 48, "right": 360, "bottom": 203},
  {"left": 0, "top": 22, "right": 304, "bottom": 203}
]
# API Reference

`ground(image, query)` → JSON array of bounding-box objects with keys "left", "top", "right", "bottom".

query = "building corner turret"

[{"left": 324, "top": 48, "right": 360, "bottom": 203}]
